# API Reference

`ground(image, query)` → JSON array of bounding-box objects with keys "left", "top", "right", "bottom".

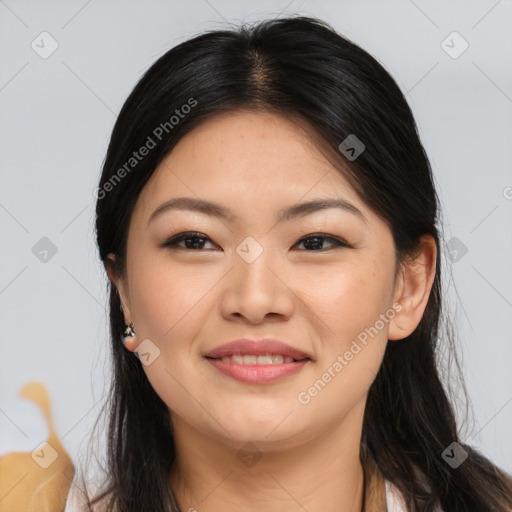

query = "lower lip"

[{"left": 205, "top": 357, "right": 310, "bottom": 384}]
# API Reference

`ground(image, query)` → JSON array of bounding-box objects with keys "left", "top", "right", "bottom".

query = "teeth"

[
  {"left": 243, "top": 355, "right": 258, "bottom": 364},
  {"left": 219, "top": 354, "right": 297, "bottom": 365}
]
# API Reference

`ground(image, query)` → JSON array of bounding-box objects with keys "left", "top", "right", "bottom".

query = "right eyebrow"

[{"left": 147, "top": 196, "right": 367, "bottom": 227}]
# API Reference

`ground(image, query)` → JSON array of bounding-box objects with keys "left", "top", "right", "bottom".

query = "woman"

[{"left": 67, "top": 15, "right": 512, "bottom": 512}]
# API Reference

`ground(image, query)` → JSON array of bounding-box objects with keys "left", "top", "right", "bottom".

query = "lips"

[
  {"left": 206, "top": 357, "right": 309, "bottom": 384},
  {"left": 202, "top": 339, "right": 312, "bottom": 361}
]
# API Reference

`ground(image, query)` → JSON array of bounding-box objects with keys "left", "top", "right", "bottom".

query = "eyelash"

[{"left": 161, "top": 231, "right": 350, "bottom": 252}]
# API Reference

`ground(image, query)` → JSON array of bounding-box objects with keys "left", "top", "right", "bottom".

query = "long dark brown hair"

[{"left": 84, "top": 15, "right": 512, "bottom": 511}]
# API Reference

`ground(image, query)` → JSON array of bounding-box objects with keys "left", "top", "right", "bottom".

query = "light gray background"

[{"left": 1, "top": 0, "right": 511, "bottom": 480}]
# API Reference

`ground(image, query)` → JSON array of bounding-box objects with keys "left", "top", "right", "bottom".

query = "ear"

[
  {"left": 104, "top": 253, "right": 131, "bottom": 318},
  {"left": 104, "top": 253, "right": 136, "bottom": 350},
  {"left": 388, "top": 235, "right": 437, "bottom": 341}
]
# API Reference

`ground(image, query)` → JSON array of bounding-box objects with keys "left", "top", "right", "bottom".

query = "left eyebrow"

[{"left": 147, "top": 196, "right": 367, "bottom": 227}]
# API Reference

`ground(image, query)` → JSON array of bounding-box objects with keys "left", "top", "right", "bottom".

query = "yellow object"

[{"left": 0, "top": 381, "right": 74, "bottom": 512}]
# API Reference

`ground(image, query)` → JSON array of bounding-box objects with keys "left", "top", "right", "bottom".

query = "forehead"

[{"left": 133, "top": 110, "right": 368, "bottom": 224}]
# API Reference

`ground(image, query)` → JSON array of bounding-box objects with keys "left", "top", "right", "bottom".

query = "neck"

[{"left": 169, "top": 400, "right": 367, "bottom": 512}]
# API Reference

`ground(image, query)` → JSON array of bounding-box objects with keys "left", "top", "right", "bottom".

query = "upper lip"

[{"left": 203, "top": 339, "right": 312, "bottom": 361}]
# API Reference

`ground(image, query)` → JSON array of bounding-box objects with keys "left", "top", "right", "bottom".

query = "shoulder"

[
  {"left": 63, "top": 480, "right": 88, "bottom": 512},
  {"left": 66, "top": 476, "right": 447, "bottom": 512},
  {"left": 65, "top": 471, "right": 450, "bottom": 512},
  {"left": 385, "top": 479, "right": 407, "bottom": 512},
  {"left": 385, "top": 479, "right": 445, "bottom": 512},
  {"left": 63, "top": 476, "right": 110, "bottom": 512}
]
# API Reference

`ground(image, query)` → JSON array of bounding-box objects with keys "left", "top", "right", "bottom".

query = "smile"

[
  {"left": 205, "top": 355, "right": 311, "bottom": 384},
  {"left": 210, "top": 354, "right": 306, "bottom": 365}
]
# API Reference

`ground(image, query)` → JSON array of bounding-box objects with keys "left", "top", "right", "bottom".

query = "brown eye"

[
  {"left": 293, "top": 234, "right": 349, "bottom": 251},
  {"left": 161, "top": 231, "right": 349, "bottom": 252},
  {"left": 161, "top": 232, "right": 218, "bottom": 251}
]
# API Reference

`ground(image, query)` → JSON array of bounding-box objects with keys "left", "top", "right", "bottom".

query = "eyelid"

[
  {"left": 161, "top": 231, "right": 219, "bottom": 250},
  {"left": 294, "top": 233, "right": 350, "bottom": 249},
  {"left": 161, "top": 231, "right": 351, "bottom": 251}
]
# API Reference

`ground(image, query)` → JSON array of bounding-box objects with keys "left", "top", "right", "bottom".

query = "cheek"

[
  {"left": 294, "top": 264, "right": 392, "bottom": 421},
  {"left": 302, "top": 259, "right": 393, "bottom": 340},
  {"left": 129, "top": 255, "right": 219, "bottom": 340},
  {"left": 128, "top": 258, "right": 216, "bottom": 420}
]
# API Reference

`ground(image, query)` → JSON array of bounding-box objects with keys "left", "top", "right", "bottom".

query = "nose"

[{"left": 219, "top": 241, "right": 294, "bottom": 324}]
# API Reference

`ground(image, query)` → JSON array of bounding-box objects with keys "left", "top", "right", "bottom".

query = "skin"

[{"left": 106, "top": 110, "right": 436, "bottom": 512}]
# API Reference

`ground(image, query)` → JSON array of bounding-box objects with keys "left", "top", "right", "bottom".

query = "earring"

[{"left": 122, "top": 322, "right": 136, "bottom": 348}]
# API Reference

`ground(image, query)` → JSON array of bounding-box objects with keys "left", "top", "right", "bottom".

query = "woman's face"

[{"left": 114, "top": 110, "right": 405, "bottom": 450}]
